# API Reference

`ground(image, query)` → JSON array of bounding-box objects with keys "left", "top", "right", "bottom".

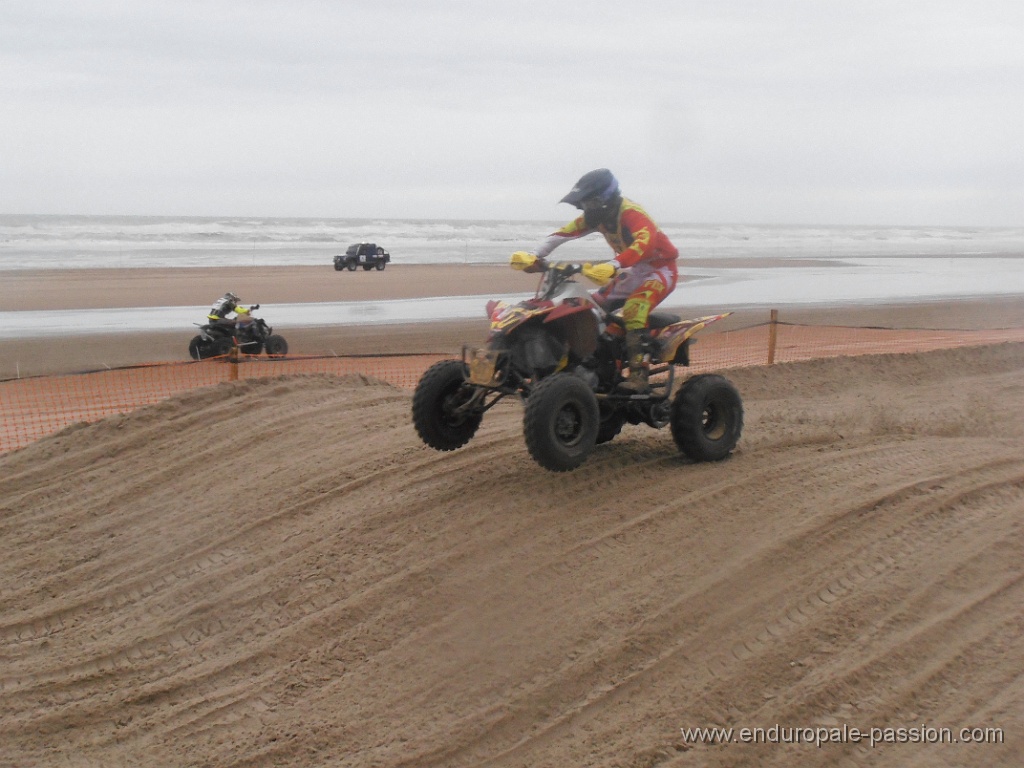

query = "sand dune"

[{"left": 1, "top": 342, "right": 1022, "bottom": 766}]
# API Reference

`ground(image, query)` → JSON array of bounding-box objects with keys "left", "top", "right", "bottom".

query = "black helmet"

[
  {"left": 560, "top": 168, "right": 620, "bottom": 208},
  {"left": 223, "top": 292, "right": 239, "bottom": 303}
]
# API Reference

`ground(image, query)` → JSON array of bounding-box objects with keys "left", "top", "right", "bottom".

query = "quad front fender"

[{"left": 544, "top": 304, "right": 599, "bottom": 359}]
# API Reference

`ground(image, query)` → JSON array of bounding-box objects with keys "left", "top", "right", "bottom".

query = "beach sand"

[
  {"left": 2, "top": 265, "right": 1024, "bottom": 766},
  {"left": 2, "top": 350, "right": 1023, "bottom": 766}
]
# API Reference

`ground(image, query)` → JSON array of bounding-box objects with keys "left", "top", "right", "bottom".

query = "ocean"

[
  {"left": 1, "top": 215, "right": 1023, "bottom": 337},
  {"left": 3, "top": 214, "right": 1024, "bottom": 270}
]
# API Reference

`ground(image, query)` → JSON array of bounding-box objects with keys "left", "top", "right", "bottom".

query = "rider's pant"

[{"left": 594, "top": 262, "right": 678, "bottom": 331}]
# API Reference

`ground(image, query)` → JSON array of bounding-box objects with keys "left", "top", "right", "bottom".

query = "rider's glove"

[
  {"left": 510, "top": 251, "right": 538, "bottom": 271},
  {"left": 582, "top": 260, "right": 619, "bottom": 286},
  {"left": 511, "top": 251, "right": 547, "bottom": 273}
]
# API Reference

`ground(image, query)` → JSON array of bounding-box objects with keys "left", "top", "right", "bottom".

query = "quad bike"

[
  {"left": 188, "top": 304, "right": 289, "bottom": 360},
  {"left": 412, "top": 261, "right": 743, "bottom": 471}
]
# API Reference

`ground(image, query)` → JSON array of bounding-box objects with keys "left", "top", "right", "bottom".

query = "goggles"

[{"left": 579, "top": 197, "right": 607, "bottom": 212}]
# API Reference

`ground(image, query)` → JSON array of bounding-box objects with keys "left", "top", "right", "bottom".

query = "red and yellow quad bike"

[{"left": 412, "top": 261, "right": 742, "bottom": 471}]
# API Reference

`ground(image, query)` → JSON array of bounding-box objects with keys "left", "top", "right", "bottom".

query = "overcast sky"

[{"left": 2, "top": 0, "right": 1022, "bottom": 225}]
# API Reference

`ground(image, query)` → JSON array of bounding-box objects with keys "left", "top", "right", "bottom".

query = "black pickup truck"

[{"left": 333, "top": 243, "right": 391, "bottom": 271}]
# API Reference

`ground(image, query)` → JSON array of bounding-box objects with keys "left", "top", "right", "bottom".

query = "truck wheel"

[
  {"left": 375, "top": 261, "right": 386, "bottom": 271},
  {"left": 412, "top": 360, "right": 482, "bottom": 451},
  {"left": 346, "top": 261, "right": 357, "bottom": 271},
  {"left": 334, "top": 262, "right": 343, "bottom": 271},
  {"left": 671, "top": 374, "right": 743, "bottom": 462},
  {"left": 523, "top": 373, "right": 599, "bottom": 471}
]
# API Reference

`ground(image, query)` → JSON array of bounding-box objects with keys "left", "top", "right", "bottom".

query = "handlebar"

[
  {"left": 511, "top": 251, "right": 611, "bottom": 285},
  {"left": 519, "top": 256, "right": 582, "bottom": 276},
  {"left": 549, "top": 262, "right": 583, "bottom": 276}
]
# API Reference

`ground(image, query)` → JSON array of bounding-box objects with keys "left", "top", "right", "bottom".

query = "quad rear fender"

[{"left": 656, "top": 313, "right": 732, "bottom": 364}]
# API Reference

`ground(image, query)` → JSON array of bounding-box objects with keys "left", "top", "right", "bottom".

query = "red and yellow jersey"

[{"left": 537, "top": 198, "right": 678, "bottom": 268}]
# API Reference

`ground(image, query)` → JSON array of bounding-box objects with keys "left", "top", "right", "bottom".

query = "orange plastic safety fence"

[
  {"left": 2, "top": 326, "right": 1022, "bottom": 454},
  {"left": 688, "top": 323, "right": 1024, "bottom": 369}
]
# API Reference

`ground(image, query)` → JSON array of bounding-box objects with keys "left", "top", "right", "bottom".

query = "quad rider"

[
  {"left": 511, "top": 168, "right": 680, "bottom": 392},
  {"left": 207, "top": 292, "right": 255, "bottom": 328}
]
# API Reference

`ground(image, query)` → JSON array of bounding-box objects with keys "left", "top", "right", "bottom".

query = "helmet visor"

[{"left": 560, "top": 170, "right": 619, "bottom": 208}]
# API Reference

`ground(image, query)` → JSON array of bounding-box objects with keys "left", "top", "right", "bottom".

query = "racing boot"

[{"left": 618, "top": 330, "right": 650, "bottom": 393}]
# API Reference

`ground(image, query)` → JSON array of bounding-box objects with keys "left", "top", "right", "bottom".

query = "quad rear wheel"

[
  {"left": 189, "top": 335, "right": 232, "bottom": 360},
  {"left": 671, "top": 374, "right": 743, "bottom": 462},
  {"left": 188, "top": 335, "right": 213, "bottom": 360}
]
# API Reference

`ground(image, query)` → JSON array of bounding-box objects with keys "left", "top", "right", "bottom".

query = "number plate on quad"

[{"left": 466, "top": 347, "right": 501, "bottom": 386}]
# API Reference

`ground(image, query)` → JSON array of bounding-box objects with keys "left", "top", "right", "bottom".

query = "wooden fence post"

[
  {"left": 229, "top": 344, "right": 239, "bottom": 381},
  {"left": 767, "top": 309, "right": 779, "bottom": 365}
]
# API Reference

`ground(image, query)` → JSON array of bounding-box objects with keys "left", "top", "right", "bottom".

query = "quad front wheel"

[
  {"left": 523, "top": 373, "right": 600, "bottom": 472},
  {"left": 671, "top": 374, "right": 743, "bottom": 462},
  {"left": 412, "top": 360, "right": 483, "bottom": 451},
  {"left": 264, "top": 335, "right": 288, "bottom": 356}
]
